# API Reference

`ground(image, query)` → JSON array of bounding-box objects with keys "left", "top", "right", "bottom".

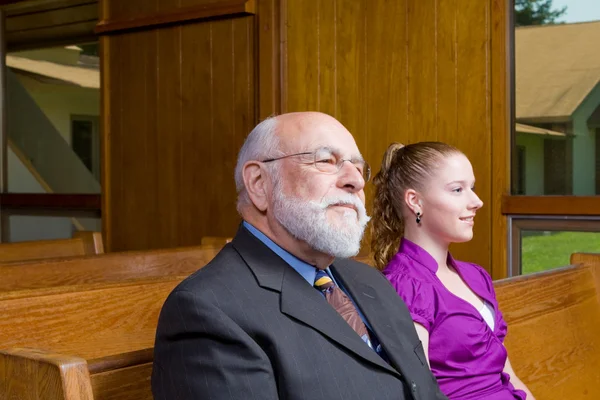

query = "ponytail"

[{"left": 371, "top": 143, "right": 405, "bottom": 270}]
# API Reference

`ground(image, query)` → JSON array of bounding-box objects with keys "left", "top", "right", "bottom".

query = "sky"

[{"left": 553, "top": 0, "right": 600, "bottom": 23}]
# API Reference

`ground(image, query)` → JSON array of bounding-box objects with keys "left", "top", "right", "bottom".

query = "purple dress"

[{"left": 382, "top": 239, "right": 526, "bottom": 400}]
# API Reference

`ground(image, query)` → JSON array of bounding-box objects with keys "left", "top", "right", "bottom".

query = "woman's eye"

[{"left": 453, "top": 187, "right": 463, "bottom": 193}]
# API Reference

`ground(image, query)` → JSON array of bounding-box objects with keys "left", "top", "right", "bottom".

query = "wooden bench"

[
  {"left": 200, "top": 236, "right": 232, "bottom": 246},
  {"left": 0, "top": 278, "right": 185, "bottom": 399},
  {"left": 0, "top": 231, "right": 104, "bottom": 263},
  {"left": 495, "top": 257, "right": 600, "bottom": 400},
  {"left": 0, "top": 244, "right": 221, "bottom": 292},
  {"left": 0, "top": 243, "right": 228, "bottom": 398}
]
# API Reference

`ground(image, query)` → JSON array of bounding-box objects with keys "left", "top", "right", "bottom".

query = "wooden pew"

[
  {"left": 0, "top": 244, "right": 221, "bottom": 292},
  {"left": 200, "top": 236, "right": 232, "bottom": 246},
  {"left": 495, "top": 259, "right": 600, "bottom": 400},
  {"left": 0, "top": 278, "right": 184, "bottom": 399},
  {"left": 0, "top": 241, "right": 226, "bottom": 399},
  {"left": 0, "top": 231, "right": 103, "bottom": 263},
  {"left": 570, "top": 251, "right": 600, "bottom": 267}
]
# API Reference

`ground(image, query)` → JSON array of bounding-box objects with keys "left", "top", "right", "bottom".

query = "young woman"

[{"left": 371, "top": 142, "right": 535, "bottom": 400}]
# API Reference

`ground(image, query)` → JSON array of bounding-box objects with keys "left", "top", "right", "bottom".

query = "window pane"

[
  {"left": 71, "top": 118, "right": 95, "bottom": 173},
  {"left": 521, "top": 230, "right": 600, "bottom": 275},
  {"left": 513, "top": 8, "right": 600, "bottom": 195},
  {"left": 8, "top": 215, "right": 101, "bottom": 243},
  {"left": 7, "top": 42, "right": 100, "bottom": 193}
]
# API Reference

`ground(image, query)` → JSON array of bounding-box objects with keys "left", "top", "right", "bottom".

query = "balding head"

[
  {"left": 235, "top": 112, "right": 353, "bottom": 209},
  {"left": 234, "top": 111, "right": 369, "bottom": 265}
]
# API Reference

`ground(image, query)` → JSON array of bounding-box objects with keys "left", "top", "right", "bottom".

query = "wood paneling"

[
  {"left": 101, "top": 0, "right": 255, "bottom": 250},
  {"left": 503, "top": 195, "right": 600, "bottom": 216},
  {"left": 100, "top": 0, "right": 509, "bottom": 266},
  {"left": 281, "top": 0, "right": 509, "bottom": 273},
  {"left": 96, "top": 0, "right": 255, "bottom": 35},
  {"left": 3, "top": 0, "right": 98, "bottom": 51},
  {"left": 490, "top": 0, "right": 510, "bottom": 279}
]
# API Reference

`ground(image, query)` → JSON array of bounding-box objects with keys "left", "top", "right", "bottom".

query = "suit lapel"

[
  {"left": 231, "top": 226, "right": 400, "bottom": 377},
  {"left": 279, "top": 266, "right": 400, "bottom": 376},
  {"left": 331, "top": 261, "right": 421, "bottom": 378}
]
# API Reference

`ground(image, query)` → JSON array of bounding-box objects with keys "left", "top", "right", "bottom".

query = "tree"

[{"left": 514, "top": 0, "right": 567, "bottom": 27}]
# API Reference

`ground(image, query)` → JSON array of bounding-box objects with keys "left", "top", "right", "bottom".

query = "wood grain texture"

[
  {"left": 490, "top": 0, "right": 510, "bottom": 280},
  {"left": 571, "top": 252, "right": 600, "bottom": 304},
  {"left": 100, "top": 0, "right": 509, "bottom": 266},
  {"left": 0, "top": 279, "right": 182, "bottom": 360},
  {"left": 281, "top": 0, "right": 506, "bottom": 271},
  {"left": 75, "top": 231, "right": 105, "bottom": 255},
  {"left": 200, "top": 236, "right": 232, "bottom": 246},
  {"left": 0, "top": 232, "right": 103, "bottom": 264},
  {"left": 96, "top": 0, "right": 255, "bottom": 35},
  {"left": 4, "top": 1, "right": 97, "bottom": 51},
  {"left": 0, "top": 244, "right": 219, "bottom": 292},
  {"left": 496, "top": 264, "right": 600, "bottom": 399},
  {"left": 0, "top": 348, "right": 94, "bottom": 400},
  {"left": 90, "top": 362, "right": 153, "bottom": 400},
  {"left": 502, "top": 195, "right": 600, "bottom": 216},
  {"left": 257, "top": 0, "right": 281, "bottom": 119},
  {"left": 0, "top": 348, "right": 154, "bottom": 400},
  {"left": 102, "top": 2, "right": 255, "bottom": 251}
]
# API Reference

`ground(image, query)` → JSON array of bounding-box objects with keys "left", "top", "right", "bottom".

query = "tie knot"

[{"left": 314, "top": 269, "right": 335, "bottom": 291}]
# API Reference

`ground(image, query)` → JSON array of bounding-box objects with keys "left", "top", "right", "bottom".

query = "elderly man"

[{"left": 152, "top": 112, "right": 447, "bottom": 400}]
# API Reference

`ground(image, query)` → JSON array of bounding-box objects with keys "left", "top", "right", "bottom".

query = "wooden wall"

[
  {"left": 100, "top": 0, "right": 510, "bottom": 276},
  {"left": 277, "top": 0, "right": 509, "bottom": 275},
  {"left": 100, "top": 0, "right": 256, "bottom": 251},
  {"left": 2, "top": 0, "right": 98, "bottom": 51}
]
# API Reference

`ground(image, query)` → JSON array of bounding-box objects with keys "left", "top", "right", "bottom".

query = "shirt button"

[{"left": 411, "top": 381, "right": 418, "bottom": 393}]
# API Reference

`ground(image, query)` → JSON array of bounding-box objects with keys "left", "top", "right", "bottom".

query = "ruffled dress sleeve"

[{"left": 385, "top": 272, "right": 437, "bottom": 332}]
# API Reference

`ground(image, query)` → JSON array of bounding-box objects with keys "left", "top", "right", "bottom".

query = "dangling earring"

[{"left": 416, "top": 212, "right": 422, "bottom": 224}]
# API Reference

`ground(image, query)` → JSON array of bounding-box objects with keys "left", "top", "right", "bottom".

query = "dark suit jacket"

[{"left": 152, "top": 226, "right": 447, "bottom": 400}]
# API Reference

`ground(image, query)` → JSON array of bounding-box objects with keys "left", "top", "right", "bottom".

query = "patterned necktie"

[{"left": 314, "top": 269, "right": 369, "bottom": 339}]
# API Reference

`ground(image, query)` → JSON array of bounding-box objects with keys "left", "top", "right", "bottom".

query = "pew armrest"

[{"left": 0, "top": 348, "right": 94, "bottom": 400}]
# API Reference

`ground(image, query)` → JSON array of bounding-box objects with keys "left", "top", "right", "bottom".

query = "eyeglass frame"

[{"left": 260, "top": 147, "right": 371, "bottom": 182}]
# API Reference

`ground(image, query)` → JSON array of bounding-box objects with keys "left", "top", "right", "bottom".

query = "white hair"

[
  {"left": 271, "top": 178, "right": 370, "bottom": 257},
  {"left": 235, "top": 116, "right": 281, "bottom": 211}
]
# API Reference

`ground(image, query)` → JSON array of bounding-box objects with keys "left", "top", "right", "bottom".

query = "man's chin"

[{"left": 327, "top": 215, "right": 361, "bottom": 230}]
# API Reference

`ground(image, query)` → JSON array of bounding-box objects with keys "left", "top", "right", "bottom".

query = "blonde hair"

[{"left": 371, "top": 142, "right": 462, "bottom": 270}]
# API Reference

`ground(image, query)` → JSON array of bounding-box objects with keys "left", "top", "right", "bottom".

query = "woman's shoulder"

[
  {"left": 383, "top": 254, "right": 438, "bottom": 297},
  {"left": 382, "top": 252, "right": 433, "bottom": 283}
]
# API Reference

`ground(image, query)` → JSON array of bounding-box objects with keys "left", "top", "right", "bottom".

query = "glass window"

[
  {"left": 513, "top": 2, "right": 600, "bottom": 195},
  {"left": 6, "top": 42, "right": 100, "bottom": 194},
  {"left": 521, "top": 230, "right": 600, "bottom": 274},
  {"left": 7, "top": 215, "right": 101, "bottom": 243},
  {"left": 71, "top": 115, "right": 100, "bottom": 180},
  {"left": 509, "top": 217, "right": 600, "bottom": 276}
]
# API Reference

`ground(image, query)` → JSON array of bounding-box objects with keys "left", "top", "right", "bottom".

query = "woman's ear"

[
  {"left": 243, "top": 161, "right": 270, "bottom": 212},
  {"left": 404, "top": 189, "right": 422, "bottom": 216}
]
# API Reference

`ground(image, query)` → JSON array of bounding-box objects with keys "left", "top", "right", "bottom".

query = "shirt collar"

[
  {"left": 399, "top": 237, "right": 457, "bottom": 273},
  {"left": 243, "top": 221, "right": 318, "bottom": 285}
]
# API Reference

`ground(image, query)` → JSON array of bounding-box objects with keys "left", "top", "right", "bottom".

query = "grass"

[{"left": 521, "top": 231, "right": 600, "bottom": 274}]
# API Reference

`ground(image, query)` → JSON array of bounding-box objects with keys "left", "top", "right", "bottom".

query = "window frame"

[{"left": 508, "top": 215, "right": 600, "bottom": 277}]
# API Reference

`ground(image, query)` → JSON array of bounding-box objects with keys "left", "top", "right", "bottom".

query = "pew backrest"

[
  {"left": 0, "top": 278, "right": 182, "bottom": 360},
  {"left": 495, "top": 263, "right": 600, "bottom": 400},
  {"left": 200, "top": 236, "right": 232, "bottom": 246},
  {"left": 0, "top": 231, "right": 103, "bottom": 263},
  {"left": 0, "top": 244, "right": 221, "bottom": 292}
]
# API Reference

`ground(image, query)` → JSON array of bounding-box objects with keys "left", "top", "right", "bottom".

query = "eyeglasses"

[{"left": 261, "top": 147, "right": 371, "bottom": 182}]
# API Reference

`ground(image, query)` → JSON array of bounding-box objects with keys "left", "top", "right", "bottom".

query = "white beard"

[{"left": 272, "top": 183, "right": 370, "bottom": 258}]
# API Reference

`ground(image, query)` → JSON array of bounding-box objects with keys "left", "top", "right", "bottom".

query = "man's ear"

[
  {"left": 243, "top": 161, "right": 270, "bottom": 212},
  {"left": 404, "top": 188, "right": 422, "bottom": 216}
]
